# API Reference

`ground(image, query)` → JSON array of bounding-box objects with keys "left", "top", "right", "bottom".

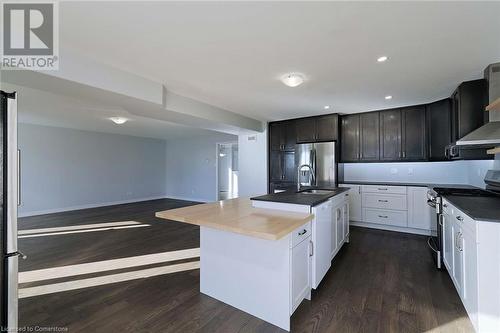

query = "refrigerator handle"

[{"left": 17, "top": 149, "right": 20, "bottom": 206}]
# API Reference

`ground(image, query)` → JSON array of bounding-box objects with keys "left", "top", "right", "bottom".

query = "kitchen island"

[{"left": 156, "top": 189, "right": 349, "bottom": 331}]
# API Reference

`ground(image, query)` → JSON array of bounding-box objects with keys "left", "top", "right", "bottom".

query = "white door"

[
  {"left": 442, "top": 212, "right": 453, "bottom": 272},
  {"left": 339, "top": 184, "right": 362, "bottom": 221},
  {"left": 312, "top": 201, "right": 332, "bottom": 289},
  {"left": 462, "top": 228, "right": 478, "bottom": 325},
  {"left": 407, "top": 187, "right": 433, "bottom": 230},
  {"left": 291, "top": 236, "right": 311, "bottom": 313},
  {"left": 330, "top": 202, "right": 338, "bottom": 259},
  {"left": 343, "top": 201, "right": 349, "bottom": 239},
  {"left": 452, "top": 223, "right": 463, "bottom": 294},
  {"left": 335, "top": 205, "right": 343, "bottom": 248}
]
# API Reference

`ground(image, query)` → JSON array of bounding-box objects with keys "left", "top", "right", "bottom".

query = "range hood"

[
  {"left": 456, "top": 62, "right": 500, "bottom": 147},
  {"left": 456, "top": 121, "right": 500, "bottom": 146}
]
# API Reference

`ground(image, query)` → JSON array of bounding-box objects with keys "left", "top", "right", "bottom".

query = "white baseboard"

[
  {"left": 350, "top": 221, "right": 433, "bottom": 236},
  {"left": 19, "top": 195, "right": 170, "bottom": 218},
  {"left": 165, "top": 195, "right": 209, "bottom": 203}
]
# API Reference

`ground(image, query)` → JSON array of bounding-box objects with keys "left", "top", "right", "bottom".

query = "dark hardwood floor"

[{"left": 18, "top": 199, "right": 473, "bottom": 332}]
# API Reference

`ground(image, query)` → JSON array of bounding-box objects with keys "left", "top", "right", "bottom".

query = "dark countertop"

[
  {"left": 251, "top": 187, "right": 350, "bottom": 207},
  {"left": 339, "top": 180, "right": 479, "bottom": 189},
  {"left": 443, "top": 195, "right": 500, "bottom": 223}
]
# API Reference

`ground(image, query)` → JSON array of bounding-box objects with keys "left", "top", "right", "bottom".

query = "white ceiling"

[
  {"left": 59, "top": 1, "right": 500, "bottom": 122},
  {"left": 4, "top": 83, "right": 228, "bottom": 140}
]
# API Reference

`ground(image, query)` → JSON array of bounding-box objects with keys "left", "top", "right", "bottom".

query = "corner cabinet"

[
  {"left": 427, "top": 99, "right": 452, "bottom": 161},
  {"left": 441, "top": 198, "right": 500, "bottom": 332}
]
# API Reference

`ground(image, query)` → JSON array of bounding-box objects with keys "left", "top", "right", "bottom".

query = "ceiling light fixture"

[
  {"left": 377, "top": 56, "right": 388, "bottom": 62},
  {"left": 281, "top": 73, "right": 305, "bottom": 87},
  {"left": 324, "top": 105, "right": 330, "bottom": 110},
  {"left": 110, "top": 117, "right": 128, "bottom": 125},
  {"left": 385, "top": 95, "right": 393, "bottom": 100}
]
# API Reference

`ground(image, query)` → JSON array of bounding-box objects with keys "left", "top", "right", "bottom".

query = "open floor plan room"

[{"left": 1, "top": 1, "right": 500, "bottom": 332}]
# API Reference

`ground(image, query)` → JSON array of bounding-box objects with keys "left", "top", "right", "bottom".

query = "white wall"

[
  {"left": 341, "top": 159, "right": 496, "bottom": 188},
  {"left": 165, "top": 133, "right": 237, "bottom": 202},
  {"left": 238, "top": 130, "right": 268, "bottom": 197},
  {"left": 19, "top": 123, "right": 167, "bottom": 216}
]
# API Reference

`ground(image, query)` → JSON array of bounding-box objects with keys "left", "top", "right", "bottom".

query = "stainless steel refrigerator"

[
  {"left": 295, "top": 142, "right": 337, "bottom": 187},
  {"left": 0, "top": 90, "right": 19, "bottom": 330}
]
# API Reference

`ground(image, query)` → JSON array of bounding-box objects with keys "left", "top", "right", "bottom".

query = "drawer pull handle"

[
  {"left": 456, "top": 216, "right": 463, "bottom": 221},
  {"left": 377, "top": 188, "right": 388, "bottom": 191},
  {"left": 378, "top": 199, "right": 388, "bottom": 202},
  {"left": 298, "top": 229, "right": 307, "bottom": 236},
  {"left": 443, "top": 204, "right": 448, "bottom": 208},
  {"left": 378, "top": 215, "right": 388, "bottom": 218}
]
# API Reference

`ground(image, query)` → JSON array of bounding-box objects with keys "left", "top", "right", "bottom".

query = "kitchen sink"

[{"left": 298, "top": 189, "right": 335, "bottom": 195}]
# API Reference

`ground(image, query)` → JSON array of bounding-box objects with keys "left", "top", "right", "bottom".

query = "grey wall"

[
  {"left": 19, "top": 123, "right": 167, "bottom": 216},
  {"left": 238, "top": 130, "right": 268, "bottom": 197},
  {"left": 165, "top": 133, "right": 237, "bottom": 202}
]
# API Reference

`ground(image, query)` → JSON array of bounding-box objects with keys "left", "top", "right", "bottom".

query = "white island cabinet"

[{"left": 441, "top": 198, "right": 500, "bottom": 332}]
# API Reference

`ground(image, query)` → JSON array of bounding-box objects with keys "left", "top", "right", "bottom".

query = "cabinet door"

[
  {"left": 283, "top": 121, "right": 297, "bottom": 151},
  {"left": 340, "top": 114, "right": 360, "bottom": 161},
  {"left": 442, "top": 212, "right": 453, "bottom": 272},
  {"left": 330, "top": 204, "right": 338, "bottom": 258},
  {"left": 316, "top": 114, "right": 338, "bottom": 142},
  {"left": 452, "top": 223, "right": 463, "bottom": 294},
  {"left": 462, "top": 228, "right": 478, "bottom": 325},
  {"left": 456, "top": 79, "right": 487, "bottom": 140},
  {"left": 296, "top": 118, "right": 316, "bottom": 143},
  {"left": 312, "top": 202, "right": 332, "bottom": 289},
  {"left": 335, "top": 206, "right": 344, "bottom": 249},
  {"left": 379, "top": 109, "right": 402, "bottom": 160},
  {"left": 343, "top": 201, "right": 349, "bottom": 239},
  {"left": 427, "top": 99, "right": 452, "bottom": 161},
  {"left": 291, "top": 236, "right": 311, "bottom": 313},
  {"left": 269, "top": 122, "right": 283, "bottom": 151},
  {"left": 360, "top": 112, "right": 380, "bottom": 160},
  {"left": 270, "top": 151, "right": 283, "bottom": 181},
  {"left": 402, "top": 106, "right": 427, "bottom": 160},
  {"left": 339, "top": 184, "right": 362, "bottom": 222},
  {"left": 407, "top": 187, "right": 432, "bottom": 230},
  {"left": 282, "top": 152, "right": 296, "bottom": 182}
]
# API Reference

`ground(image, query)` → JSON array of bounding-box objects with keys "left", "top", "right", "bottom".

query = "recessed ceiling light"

[
  {"left": 385, "top": 95, "right": 393, "bottom": 100},
  {"left": 377, "top": 56, "right": 388, "bottom": 62},
  {"left": 109, "top": 117, "right": 128, "bottom": 125},
  {"left": 281, "top": 73, "right": 305, "bottom": 87},
  {"left": 324, "top": 105, "right": 330, "bottom": 110}
]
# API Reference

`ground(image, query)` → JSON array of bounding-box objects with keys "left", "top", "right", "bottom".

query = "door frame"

[{"left": 215, "top": 141, "right": 238, "bottom": 201}]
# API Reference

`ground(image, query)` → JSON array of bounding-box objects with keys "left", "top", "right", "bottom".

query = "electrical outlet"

[
  {"left": 408, "top": 168, "right": 414, "bottom": 175},
  {"left": 390, "top": 168, "right": 398, "bottom": 175}
]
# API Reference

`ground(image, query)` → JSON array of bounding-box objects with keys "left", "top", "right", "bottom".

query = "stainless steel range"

[{"left": 427, "top": 169, "right": 500, "bottom": 269}]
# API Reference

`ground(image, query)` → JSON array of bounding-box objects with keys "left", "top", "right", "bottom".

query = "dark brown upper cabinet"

[
  {"left": 269, "top": 151, "right": 295, "bottom": 182},
  {"left": 269, "top": 121, "right": 296, "bottom": 151},
  {"left": 359, "top": 112, "right": 380, "bottom": 161},
  {"left": 379, "top": 109, "right": 402, "bottom": 160},
  {"left": 427, "top": 99, "right": 452, "bottom": 161},
  {"left": 401, "top": 105, "right": 427, "bottom": 161},
  {"left": 451, "top": 79, "right": 488, "bottom": 142},
  {"left": 296, "top": 114, "right": 339, "bottom": 143},
  {"left": 340, "top": 114, "right": 360, "bottom": 162}
]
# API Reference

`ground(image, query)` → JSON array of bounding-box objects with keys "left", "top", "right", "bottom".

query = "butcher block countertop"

[{"left": 155, "top": 198, "right": 314, "bottom": 240}]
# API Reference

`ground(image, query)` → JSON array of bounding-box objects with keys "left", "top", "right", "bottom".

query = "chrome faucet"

[{"left": 297, "top": 164, "right": 315, "bottom": 192}]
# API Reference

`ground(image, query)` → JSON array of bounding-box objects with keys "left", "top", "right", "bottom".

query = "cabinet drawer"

[
  {"left": 363, "top": 208, "right": 408, "bottom": 227},
  {"left": 362, "top": 185, "right": 407, "bottom": 195},
  {"left": 362, "top": 193, "right": 407, "bottom": 210},
  {"left": 291, "top": 222, "right": 312, "bottom": 248}
]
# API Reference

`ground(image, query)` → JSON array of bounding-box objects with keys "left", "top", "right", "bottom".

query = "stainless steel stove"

[{"left": 427, "top": 170, "right": 500, "bottom": 269}]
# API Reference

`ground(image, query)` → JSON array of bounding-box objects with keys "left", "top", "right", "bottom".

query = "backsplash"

[{"left": 340, "top": 160, "right": 495, "bottom": 188}]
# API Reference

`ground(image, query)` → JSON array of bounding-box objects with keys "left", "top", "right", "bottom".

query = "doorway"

[{"left": 217, "top": 142, "right": 238, "bottom": 200}]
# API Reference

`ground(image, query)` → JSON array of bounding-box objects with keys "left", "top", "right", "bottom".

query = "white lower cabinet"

[
  {"left": 442, "top": 198, "right": 500, "bottom": 332},
  {"left": 340, "top": 183, "right": 434, "bottom": 235},
  {"left": 291, "top": 234, "right": 312, "bottom": 313},
  {"left": 442, "top": 210, "right": 453, "bottom": 271},
  {"left": 311, "top": 201, "right": 332, "bottom": 289},
  {"left": 339, "top": 184, "right": 362, "bottom": 221}
]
